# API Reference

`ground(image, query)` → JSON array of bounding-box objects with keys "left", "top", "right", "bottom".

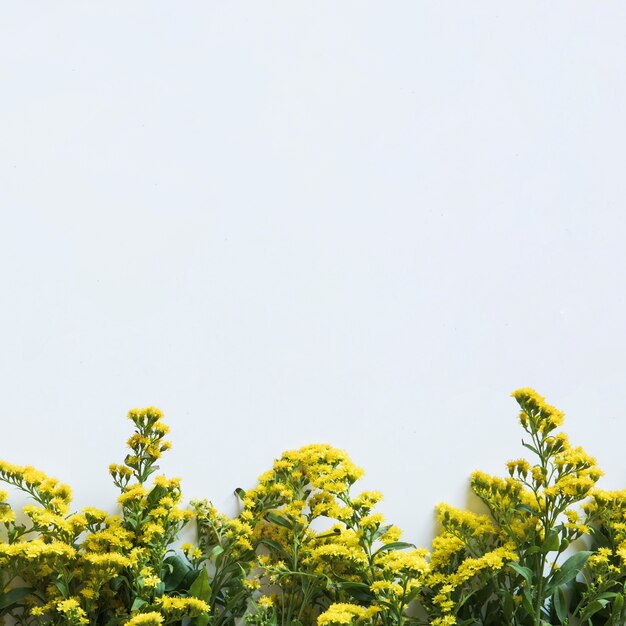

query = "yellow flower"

[
  {"left": 56, "top": 598, "right": 88, "bottom": 624},
  {"left": 118, "top": 484, "right": 148, "bottom": 505},
  {"left": 430, "top": 533, "right": 465, "bottom": 568},
  {"left": 143, "top": 574, "right": 161, "bottom": 588},
  {"left": 243, "top": 578, "right": 261, "bottom": 590},
  {"left": 57, "top": 598, "right": 80, "bottom": 612},
  {"left": 359, "top": 513, "right": 384, "bottom": 529},
  {"left": 258, "top": 595, "right": 274, "bottom": 608},
  {"left": 506, "top": 459, "right": 530, "bottom": 477},
  {"left": 370, "top": 581, "right": 403, "bottom": 597},
  {"left": 511, "top": 388, "right": 565, "bottom": 434},
  {"left": 376, "top": 549, "right": 430, "bottom": 576},
  {"left": 153, "top": 421, "right": 170, "bottom": 435},
  {"left": 125, "top": 611, "right": 164, "bottom": 626},
  {"left": 156, "top": 596, "right": 209, "bottom": 617},
  {"left": 449, "top": 545, "right": 517, "bottom": 586},
  {"left": 379, "top": 525, "right": 402, "bottom": 544},
  {"left": 84, "top": 552, "right": 131, "bottom": 568},
  {"left": 317, "top": 603, "right": 376, "bottom": 626},
  {"left": 0, "top": 506, "right": 15, "bottom": 524}
]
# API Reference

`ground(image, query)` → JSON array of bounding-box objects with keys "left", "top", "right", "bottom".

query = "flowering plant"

[
  {"left": 0, "top": 407, "right": 209, "bottom": 626},
  {"left": 571, "top": 489, "right": 626, "bottom": 625},
  {"left": 0, "top": 389, "right": 622, "bottom": 626},
  {"left": 240, "top": 444, "right": 429, "bottom": 626},
  {"left": 424, "top": 389, "right": 602, "bottom": 626}
]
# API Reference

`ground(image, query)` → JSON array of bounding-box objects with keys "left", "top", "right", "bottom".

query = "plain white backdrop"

[{"left": 2, "top": 3, "right": 626, "bottom": 549}]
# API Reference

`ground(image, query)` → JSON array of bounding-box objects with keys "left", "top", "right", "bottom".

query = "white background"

[{"left": 2, "top": 3, "right": 626, "bottom": 549}]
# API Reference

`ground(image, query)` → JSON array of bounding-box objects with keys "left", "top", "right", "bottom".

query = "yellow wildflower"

[{"left": 124, "top": 612, "right": 164, "bottom": 626}]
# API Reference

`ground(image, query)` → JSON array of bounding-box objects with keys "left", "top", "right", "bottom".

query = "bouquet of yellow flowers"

[{"left": 0, "top": 389, "right": 624, "bottom": 626}]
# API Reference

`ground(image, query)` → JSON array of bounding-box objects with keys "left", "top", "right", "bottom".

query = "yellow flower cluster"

[
  {"left": 125, "top": 612, "right": 164, "bottom": 626},
  {"left": 448, "top": 544, "right": 517, "bottom": 586},
  {"left": 317, "top": 603, "right": 379, "bottom": 626},
  {"left": 376, "top": 548, "right": 430, "bottom": 577},
  {"left": 56, "top": 598, "right": 89, "bottom": 625},
  {"left": 435, "top": 503, "right": 496, "bottom": 539},
  {"left": 512, "top": 387, "right": 565, "bottom": 434},
  {"left": 154, "top": 595, "right": 209, "bottom": 619}
]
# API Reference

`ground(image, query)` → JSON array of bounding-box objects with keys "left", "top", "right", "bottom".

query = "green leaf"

[
  {"left": 509, "top": 562, "right": 533, "bottom": 586},
  {"left": 542, "top": 529, "right": 560, "bottom": 553},
  {"left": 189, "top": 568, "right": 212, "bottom": 603},
  {"left": 372, "top": 541, "right": 415, "bottom": 557},
  {"left": 522, "top": 441, "right": 540, "bottom": 455},
  {"left": 372, "top": 524, "right": 392, "bottom": 541},
  {"left": 259, "top": 538, "right": 290, "bottom": 560},
  {"left": 553, "top": 587, "right": 568, "bottom": 623},
  {"left": 502, "top": 592, "right": 514, "bottom": 621},
  {"left": 609, "top": 592, "right": 625, "bottom": 626},
  {"left": 147, "top": 485, "right": 167, "bottom": 507},
  {"left": 581, "top": 598, "right": 609, "bottom": 620},
  {"left": 335, "top": 581, "right": 372, "bottom": 603},
  {"left": 0, "top": 587, "right": 33, "bottom": 612},
  {"left": 54, "top": 581, "right": 69, "bottom": 598},
  {"left": 111, "top": 576, "right": 124, "bottom": 591},
  {"left": 547, "top": 551, "right": 592, "bottom": 593},
  {"left": 595, "top": 592, "right": 618, "bottom": 602},
  {"left": 193, "top": 612, "right": 211, "bottom": 626},
  {"left": 521, "top": 586, "right": 534, "bottom": 617},
  {"left": 163, "top": 555, "right": 193, "bottom": 592},
  {"left": 588, "top": 526, "right": 611, "bottom": 549},
  {"left": 264, "top": 511, "right": 293, "bottom": 530},
  {"left": 131, "top": 598, "right": 147, "bottom": 612},
  {"left": 234, "top": 487, "right": 246, "bottom": 500},
  {"left": 208, "top": 544, "right": 225, "bottom": 560},
  {"left": 315, "top": 527, "right": 341, "bottom": 540}
]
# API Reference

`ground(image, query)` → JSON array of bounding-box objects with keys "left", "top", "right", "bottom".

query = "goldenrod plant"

[
  {"left": 570, "top": 489, "right": 626, "bottom": 625},
  {"left": 239, "top": 444, "right": 369, "bottom": 626},
  {"left": 424, "top": 389, "right": 603, "bottom": 626},
  {"left": 239, "top": 444, "right": 429, "bottom": 626},
  {"left": 0, "top": 390, "right": 622, "bottom": 626},
  {"left": 102, "top": 407, "right": 210, "bottom": 626},
  {"left": 184, "top": 497, "right": 256, "bottom": 626},
  {"left": 424, "top": 503, "right": 517, "bottom": 626},
  {"left": 0, "top": 407, "right": 209, "bottom": 626},
  {"left": 0, "top": 461, "right": 90, "bottom": 625}
]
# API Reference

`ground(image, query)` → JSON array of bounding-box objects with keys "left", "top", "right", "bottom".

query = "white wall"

[{"left": 2, "top": 2, "right": 626, "bottom": 549}]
